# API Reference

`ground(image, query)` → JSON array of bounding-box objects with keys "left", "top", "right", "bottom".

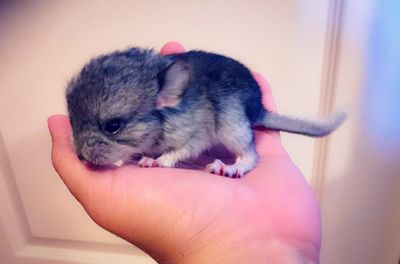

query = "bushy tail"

[{"left": 258, "top": 111, "right": 346, "bottom": 137}]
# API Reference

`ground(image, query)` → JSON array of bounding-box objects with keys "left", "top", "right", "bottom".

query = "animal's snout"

[
  {"left": 77, "top": 137, "right": 110, "bottom": 165},
  {"left": 86, "top": 137, "right": 105, "bottom": 147}
]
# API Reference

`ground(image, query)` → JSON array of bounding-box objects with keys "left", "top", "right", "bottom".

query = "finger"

[
  {"left": 251, "top": 73, "right": 286, "bottom": 156},
  {"left": 160, "top": 41, "right": 186, "bottom": 55},
  {"left": 48, "top": 114, "right": 96, "bottom": 201},
  {"left": 252, "top": 72, "right": 277, "bottom": 112},
  {"left": 254, "top": 130, "right": 287, "bottom": 157}
]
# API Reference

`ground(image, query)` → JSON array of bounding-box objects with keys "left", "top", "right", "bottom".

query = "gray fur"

[
  {"left": 259, "top": 112, "right": 347, "bottom": 137},
  {"left": 66, "top": 47, "right": 345, "bottom": 176}
]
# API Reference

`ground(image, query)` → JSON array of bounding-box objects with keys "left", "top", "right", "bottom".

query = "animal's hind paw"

[{"left": 205, "top": 159, "right": 244, "bottom": 178}]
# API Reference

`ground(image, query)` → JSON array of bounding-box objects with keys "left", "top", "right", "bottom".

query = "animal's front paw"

[
  {"left": 138, "top": 157, "right": 160, "bottom": 168},
  {"left": 155, "top": 156, "right": 176, "bottom": 168},
  {"left": 206, "top": 159, "right": 244, "bottom": 178},
  {"left": 138, "top": 156, "right": 176, "bottom": 168}
]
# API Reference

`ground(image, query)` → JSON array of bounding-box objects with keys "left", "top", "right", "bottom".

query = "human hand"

[{"left": 48, "top": 41, "right": 321, "bottom": 264}]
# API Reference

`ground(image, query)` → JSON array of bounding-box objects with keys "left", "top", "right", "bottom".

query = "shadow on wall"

[
  {"left": 363, "top": 1, "right": 400, "bottom": 152},
  {"left": 322, "top": 2, "right": 400, "bottom": 264},
  {"left": 0, "top": 1, "right": 31, "bottom": 19}
]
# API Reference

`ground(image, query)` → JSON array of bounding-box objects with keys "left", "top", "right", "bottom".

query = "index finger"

[
  {"left": 252, "top": 73, "right": 284, "bottom": 155},
  {"left": 252, "top": 72, "right": 277, "bottom": 113},
  {"left": 160, "top": 41, "right": 186, "bottom": 55}
]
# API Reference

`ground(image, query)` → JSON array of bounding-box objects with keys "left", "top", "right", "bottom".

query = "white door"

[{"left": 0, "top": 1, "right": 398, "bottom": 263}]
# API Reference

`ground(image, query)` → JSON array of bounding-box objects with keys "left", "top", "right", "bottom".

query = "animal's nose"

[{"left": 77, "top": 153, "right": 85, "bottom": 161}]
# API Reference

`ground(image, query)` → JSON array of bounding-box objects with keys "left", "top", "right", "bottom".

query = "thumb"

[
  {"left": 48, "top": 114, "right": 94, "bottom": 201},
  {"left": 48, "top": 115, "right": 77, "bottom": 158}
]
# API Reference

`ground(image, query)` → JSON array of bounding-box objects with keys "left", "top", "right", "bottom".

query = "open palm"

[{"left": 48, "top": 42, "right": 321, "bottom": 264}]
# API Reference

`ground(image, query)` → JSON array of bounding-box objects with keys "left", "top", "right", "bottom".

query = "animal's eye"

[{"left": 104, "top": 118, "right": 123, "bottom": 134}]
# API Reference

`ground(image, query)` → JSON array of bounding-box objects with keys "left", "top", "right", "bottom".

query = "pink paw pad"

[
  {"left": 206, "top": 160, "right": 245, "bottom": 178},
  {"left": 206, "top": 159, "right": 225, "bottom": 175},
  {"left": 138, "top": 157, "right": 160, "bottom": 168}
]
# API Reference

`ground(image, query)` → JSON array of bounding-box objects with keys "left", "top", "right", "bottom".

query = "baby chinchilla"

[{"left": 66, "top": 47, "right": 345, "bottom": 177}]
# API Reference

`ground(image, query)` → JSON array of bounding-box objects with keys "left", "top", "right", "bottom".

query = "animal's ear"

[{"left": 156, "top": 61, "right": 190, "bottom": 109}]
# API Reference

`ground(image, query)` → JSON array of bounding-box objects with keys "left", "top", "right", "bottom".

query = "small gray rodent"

[{"left": 66, "top": 47, "right": 345, "bottom": 177}]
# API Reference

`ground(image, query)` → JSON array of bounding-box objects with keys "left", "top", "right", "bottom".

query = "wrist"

[{"left": 155, "top": 237, "right": 319, "bottom": 264}]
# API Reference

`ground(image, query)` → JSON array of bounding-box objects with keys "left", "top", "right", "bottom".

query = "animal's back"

[{"left": 167, "top": 51, "right": 265, "bottom": 125}]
